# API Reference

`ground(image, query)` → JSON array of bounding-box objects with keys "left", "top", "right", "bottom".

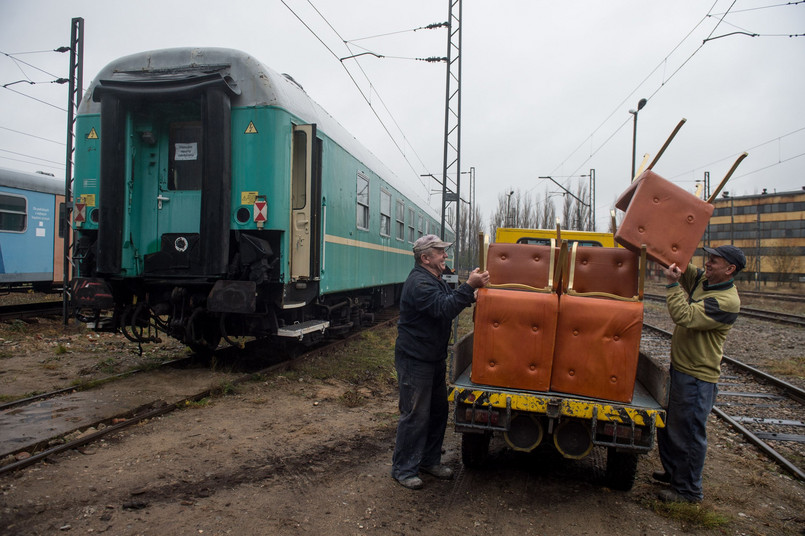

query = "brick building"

[{"left": 703, "top": 188, "right": 805, "bottom": 285}]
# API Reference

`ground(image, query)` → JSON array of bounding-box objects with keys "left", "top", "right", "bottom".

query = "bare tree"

[
  {"left": 540, "top": 195, "right": 557, "bottom": 229},
  {"left": 561, "top": 194, "right": 573, "bottom": 230}
]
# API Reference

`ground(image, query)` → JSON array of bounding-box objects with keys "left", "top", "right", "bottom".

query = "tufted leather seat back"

[
  {"left": 549, "top": 295, "right": 644, "bottom": 403},
  {"left": 470, "top": 288, "right": 557, "bottom": 392},
  {"left": 486, "top": 242, "right": 558, "bottom": 292},
  {"left": 564, "top": 243, "right": 640, "bottom": 299},
  {"left": 614, "top": 170, "right": 713, "bottom": 268}
]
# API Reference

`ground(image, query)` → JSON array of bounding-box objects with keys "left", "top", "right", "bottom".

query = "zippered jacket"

[
  {"left": 666, "top": 263, "right": 740, "bottom": 383},
  {"left": 396, "top": 265, "right": 476, "bottom": 362}
]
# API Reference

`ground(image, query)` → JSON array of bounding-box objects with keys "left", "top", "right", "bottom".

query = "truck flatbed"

[
  {"left": 448, "top": 331, "right": 667, "bottom": 490},
  {"left": 450, "top": 365, "right": 665, "bottom": 429}
]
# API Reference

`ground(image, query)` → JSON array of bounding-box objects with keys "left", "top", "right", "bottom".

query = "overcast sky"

[{"left": 1, "top": 0, "right": 803, "bottom": 230}]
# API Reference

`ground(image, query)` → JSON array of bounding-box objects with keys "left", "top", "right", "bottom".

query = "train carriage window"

[
  {"left": 0, "top": 193, "right": 26, "bottom": 232},
  {"left": 408, "top": 208, "right": 415, "bottom": 243},
  {"left": 395, "top": 200, "right": 405, "bottom": 241},
  {"left": 380, "top": 189, "right": 391, "bottom": 237},
  {"left": 292, "top": 130, "right": 307, "bottom": 210},
  {"left": 417, "top": 214, "right": 424, "bottom": 238},
  {"left": 516, "top": 237, "right": 603, "bottom": 247},
  {"left": 169, "top": 121, "right": 203, "bottom": 190},
  {"left": 356, "top": 173, "right": 369, "bottom": 230}
]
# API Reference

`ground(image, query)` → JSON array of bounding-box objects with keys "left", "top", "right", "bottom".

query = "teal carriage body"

[{"left": 72, "top": 47, "right": 447, "bottom": 348}]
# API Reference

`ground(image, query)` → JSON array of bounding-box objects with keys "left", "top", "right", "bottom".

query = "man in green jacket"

[{"left": 654, "top": 244, "right": 745, "bottom": 503}]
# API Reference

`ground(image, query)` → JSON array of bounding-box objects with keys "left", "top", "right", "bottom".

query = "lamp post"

[
  {"left": 505, "top": 190, "right": 514, "bottom": 227},
  {"left": 580, "top": 169, "right": 595, "bottom": 231},
  {"left": 629, "top": 98, "right": 647, "bottom": 181}
]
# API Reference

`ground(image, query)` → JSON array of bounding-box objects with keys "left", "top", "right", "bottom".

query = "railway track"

[
  {"left": 738, "top": 289, "right": 805, "bottom": 303},
  {"left": 738, "top": 306, "right": 805, "bottom": 327},
  {"left": 0, "top": 300, "right": 66, "bottom": 322},
  {"left": 0, "top": 311, "right": 400, "bottom": 475},
  {"left": 644, "top": 293, "right": 805, "bottom": 327},
  {"left": 642, "top": 323, "right": 805, "bottom": 481}
]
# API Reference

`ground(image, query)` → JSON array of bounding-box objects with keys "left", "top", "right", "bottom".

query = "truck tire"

[
  {"left": 461, "top": 432, "right": 491, "bottom": 468},
  {"left": 605, "top": 447, "right": 639, "bottom": 491}
]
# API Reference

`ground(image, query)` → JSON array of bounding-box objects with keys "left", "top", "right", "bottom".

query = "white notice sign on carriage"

[{"left": 174, "top": 143, "right": 198, "bottom": 161}]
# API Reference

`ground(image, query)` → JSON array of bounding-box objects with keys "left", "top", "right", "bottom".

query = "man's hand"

[
  {"left": 467, "top": 268, "right": 490, "bottom": 289},
  {"left": 664, "top": 263, "right": 683, "bottom": 284}
]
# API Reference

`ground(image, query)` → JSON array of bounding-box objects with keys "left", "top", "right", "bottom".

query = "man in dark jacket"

[
  {"left": 655, "top": 244, "right": 744, "bottom": 503},
  {"left": 391, "top": 234, "right": 489, "bottom": 489}
]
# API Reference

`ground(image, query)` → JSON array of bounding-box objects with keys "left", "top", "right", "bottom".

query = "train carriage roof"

[
  {"left": 0, "top": 167, "right": 64, "bottom": 195},
  {"left": 80, "top": 47, "right": 442, "bottom": 224}
]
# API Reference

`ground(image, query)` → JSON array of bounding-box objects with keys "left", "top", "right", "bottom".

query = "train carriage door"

[
  {"left": 158, "top": 119, "right": 203, "bottom": 237},
  {"left": 290, "top": 124, "right": 321, "bottom": 281},
  {"left": 95, "top": 74, "right": 235, "bottom": 277}
]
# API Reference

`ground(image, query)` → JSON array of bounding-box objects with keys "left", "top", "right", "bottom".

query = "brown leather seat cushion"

[
  {"left": 486, "top": 242, "right": 557, "bottom": 290},
  {"left": 549, "top": 295, "right": 643, "bottom": 403},
  {"left": 564, "top": 246, "right": 639, "bottom": 298},
  {"left": 614, "top": 170, "right": 713, "bottom": 268},
  {"left": 471, "top": 288, "right": 557, "bottom": 392}
]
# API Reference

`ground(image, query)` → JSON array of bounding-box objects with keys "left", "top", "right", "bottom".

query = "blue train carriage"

[
  {"left": 71, "top": 47, "right": 448, "bottom": 351},
  {"left": 0, "top": 167, "right": 66, "bottom": 292}
]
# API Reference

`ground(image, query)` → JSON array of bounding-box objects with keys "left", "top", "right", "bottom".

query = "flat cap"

[
  {"left": 413, "top": 234, "right": 452, "bottom": 254},
  {"left": 703, "top": 245, "right": 746, "bottom": 272}
]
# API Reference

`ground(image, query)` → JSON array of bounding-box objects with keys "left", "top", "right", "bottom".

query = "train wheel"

[
  {"left": 187, "top": 314, "right": 221, "bottom": 359},
  {"left": 605, "top": 447, "right": 639, "bottom": 491},
  {"left": 461, "top": 432, "right": 491, "bottom": 468}
]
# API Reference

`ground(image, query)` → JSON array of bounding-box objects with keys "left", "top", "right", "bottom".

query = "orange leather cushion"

[
  {"left": 564, "top": 246, "right": 639, "bottom": 298},
  {"left": 486, "top": 243, "right": 557, "bottom": 290},
  {"left": 550, "top": 295, "right": 643, "bottom": 403},
  {"left": 614, "top": 170, "right": 713, "bottom": 268},
  {"left": 471, "top": 288, "right": 557, "bottom": 392}
]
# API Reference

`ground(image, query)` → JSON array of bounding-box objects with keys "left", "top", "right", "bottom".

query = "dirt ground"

[{"left": 1, "top": 304, "right": 804, "bottom": 535}]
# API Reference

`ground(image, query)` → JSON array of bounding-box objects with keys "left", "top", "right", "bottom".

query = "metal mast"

[
  {"left": 440, "top": 0, "right": 462, "bottom": 269},
  {"left": 63, "top": 17, "right": 83, "bottom": 324}
]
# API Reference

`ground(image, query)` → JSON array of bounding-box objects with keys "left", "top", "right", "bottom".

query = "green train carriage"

[{"left": 72, "top": 47, "right": 448, "bottom": 351}]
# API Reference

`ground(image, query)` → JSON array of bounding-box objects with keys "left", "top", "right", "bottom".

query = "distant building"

[{"left": 703, "top": 188, "right": 805, "bottom": 285}]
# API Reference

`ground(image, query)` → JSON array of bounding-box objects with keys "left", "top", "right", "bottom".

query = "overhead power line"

[
  {"left": 282, "top": 0, "right": 441, "bottom": 195},
  {"left": 549, "top": 0, "right": 742, "bottom": 181},
  {"left": 0, "top": 125, "right": 65, "bottom": 145},
  {"left": 1, "top": 85, "right": 67, "bottom": 111}
]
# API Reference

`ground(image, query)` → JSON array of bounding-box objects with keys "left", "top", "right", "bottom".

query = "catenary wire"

[
  {"left": 305, "top": 0, "right": 436, "bottom": 175},
  {"left": 284, "top": 0, "right": 435, "bottom": 195},
  {"left": 0, "top": 126, "right": 65, "bottom": 146}
]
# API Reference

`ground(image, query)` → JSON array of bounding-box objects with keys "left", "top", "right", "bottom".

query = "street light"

[
  {"left": 505, "top": 190, "right": 514, "bottom": 227},
  {"left": 629, "top": 98, "right": 647, "bottom": 181}
]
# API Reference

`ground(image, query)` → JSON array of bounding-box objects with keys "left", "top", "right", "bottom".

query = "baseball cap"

[
  {"left": 413, "top": 234, "right": 452, "bottom": 254},
  {"left": 703, "top": 245, "right": 746, "bottom": 272}
]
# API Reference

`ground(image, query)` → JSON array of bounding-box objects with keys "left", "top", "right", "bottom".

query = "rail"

[{"left": 642, "top": 323, "right": 805, "bottom": 481}]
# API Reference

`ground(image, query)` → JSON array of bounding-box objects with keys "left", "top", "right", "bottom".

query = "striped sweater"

[{"left": 666, "top": 263, "right": 741, "bottom": 383}]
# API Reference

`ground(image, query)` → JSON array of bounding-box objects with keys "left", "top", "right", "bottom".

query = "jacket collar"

[{"left": 703, "top": 278, "right": 734, "bottom": 291}]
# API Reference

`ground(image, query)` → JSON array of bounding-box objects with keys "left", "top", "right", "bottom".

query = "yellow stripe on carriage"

[{"left": 325, "top": 234, "right": 414, "bottom": 256}]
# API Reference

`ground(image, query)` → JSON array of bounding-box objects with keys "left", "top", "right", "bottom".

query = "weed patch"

[{"left": 647, "top": 499, "right": 730, "bottom": 530}]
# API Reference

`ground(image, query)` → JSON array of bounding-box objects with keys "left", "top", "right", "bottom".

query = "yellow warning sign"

[
  {"left": 80, "top": 194, "right": 96, "bottom": 207},
  {"left": 244, "top": 121, "right": 258, "bottom": 134},
  {"left": 241, "top": 191, "right": 258, "bottom": 205},
  {"left": 87, "top": 127, "right": 99, "bottom": 139}
]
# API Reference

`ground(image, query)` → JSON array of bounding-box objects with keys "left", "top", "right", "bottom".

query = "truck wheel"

[
  {"left": 462, "top": 432, "right": 491, "bottom": 468},
  {"left": 605, "top": 447, "right": 639, "bottom": 491}
]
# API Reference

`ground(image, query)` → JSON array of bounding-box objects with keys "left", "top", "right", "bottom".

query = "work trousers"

[
  {"left": 391, "top": 351, "right": 448, "bottom": 481},
  {"left": 657, "top": 366, "right": 718, "bottom": 501}
]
